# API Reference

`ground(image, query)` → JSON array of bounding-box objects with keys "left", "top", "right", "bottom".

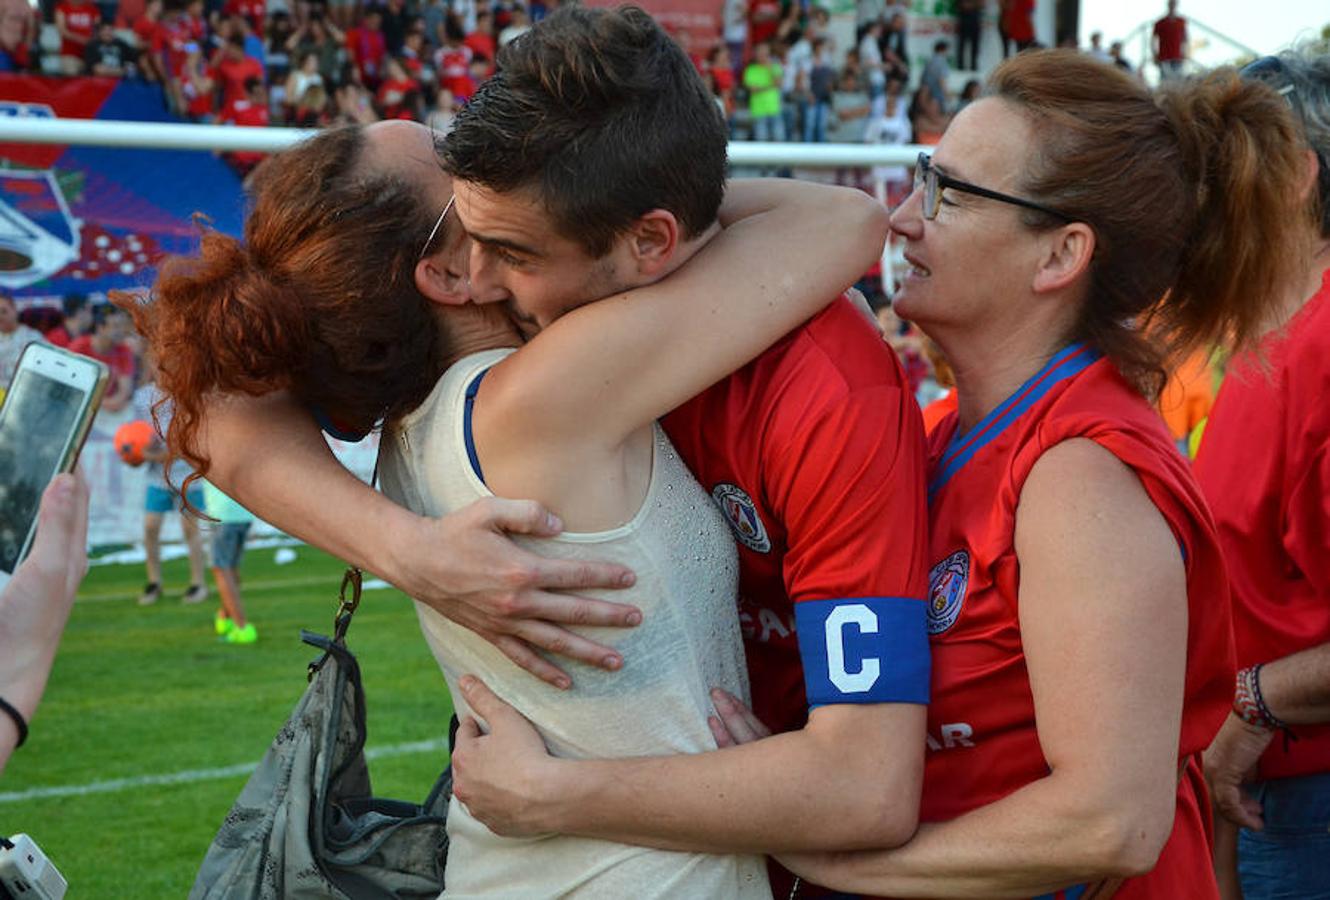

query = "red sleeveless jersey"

[
  {"left": 1194, "top": 268, "right": 1330, "bottom": 781},
  {"left": 922, "top": 346, "right": 1233, "bottom": 899}
]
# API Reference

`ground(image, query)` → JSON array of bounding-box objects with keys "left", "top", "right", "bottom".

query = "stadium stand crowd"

[{"left": 1, "top": 0, "right": 1149, "bottom": 168}]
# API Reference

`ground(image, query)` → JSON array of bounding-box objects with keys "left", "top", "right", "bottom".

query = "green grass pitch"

[{"left": 1, "top": 544, "right": 456, "bottom": 898}]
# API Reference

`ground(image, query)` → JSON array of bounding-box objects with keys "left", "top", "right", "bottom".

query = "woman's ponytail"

[{"left": 1154, "top": 69, "right": 1310, "bottom": 362}]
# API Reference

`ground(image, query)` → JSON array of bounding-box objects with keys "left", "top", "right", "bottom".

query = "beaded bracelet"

[
  {"left": 1233, "top": 665, "right": 1287, "bottom": 731},
  {"left": 0, "top": 696, "right": 27, "bottom": 748}
]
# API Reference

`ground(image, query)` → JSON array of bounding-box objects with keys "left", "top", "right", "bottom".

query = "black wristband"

[{"left": 0, "top": 696, "right": 28, "bottom": 748}]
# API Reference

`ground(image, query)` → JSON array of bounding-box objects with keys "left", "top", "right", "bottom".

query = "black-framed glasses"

[{"left": 913, "top": 152, "right": 1074, "bottom": 223}]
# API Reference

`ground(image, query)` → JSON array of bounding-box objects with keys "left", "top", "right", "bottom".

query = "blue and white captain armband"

[{"left": 795, "top": 597, "right": 931, "bottom": 706}]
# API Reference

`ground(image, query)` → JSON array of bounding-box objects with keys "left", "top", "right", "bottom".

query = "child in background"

[
  {"left": 132, "top": 366, "right": 208, "bottom": 607},
  {"left": 203, "top": 481, "right": 256, "bottom": 644}
]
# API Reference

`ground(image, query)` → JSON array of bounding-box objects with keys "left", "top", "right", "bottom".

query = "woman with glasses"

[
  {"left": 710, "top": 49, "right": 1312, "bottom": 898},
  {"left": 1195, "top": 49, "right": 1330, "bottom": 900}
]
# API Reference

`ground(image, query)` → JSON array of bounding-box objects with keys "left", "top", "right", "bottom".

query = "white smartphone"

[{"left": 0, "top": 343, "right": 108, "bottom": 591}]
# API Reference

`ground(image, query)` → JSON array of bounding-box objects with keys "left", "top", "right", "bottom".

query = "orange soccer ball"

[{"left": 114, "top": 419, "right": 156, "bottom": 467}]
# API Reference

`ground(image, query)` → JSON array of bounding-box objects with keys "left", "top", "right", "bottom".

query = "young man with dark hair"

[
  {"left": 194, "top": 7, "right": 930, "bottom": 895},
  {"left": 439, "top": 7, "right": 929, "bottom": 895}
]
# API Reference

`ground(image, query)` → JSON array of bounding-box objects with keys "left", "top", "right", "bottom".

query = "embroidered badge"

[
  {"left": 711, "top": 482, "right": 772, "bottom": 553},
  {"left": 927, "top": 549, "right": 970, "bottom": 635}
]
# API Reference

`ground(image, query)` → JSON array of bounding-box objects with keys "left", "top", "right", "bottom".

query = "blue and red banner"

[{"left": 0, "top": 75, "right": 244, "bottom": 298}]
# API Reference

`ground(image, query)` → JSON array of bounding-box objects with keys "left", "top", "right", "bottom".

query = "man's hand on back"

[{"left": 383, "top": 498, "right": 641, "bottom": 689}]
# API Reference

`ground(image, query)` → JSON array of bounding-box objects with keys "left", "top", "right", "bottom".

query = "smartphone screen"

[{"left": 0, "top": 347, "right": 105, "bottom": 578}]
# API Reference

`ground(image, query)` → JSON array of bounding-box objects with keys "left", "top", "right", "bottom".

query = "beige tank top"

[{"left": 378, "top": 348, "right": 771, "bottom": 900}]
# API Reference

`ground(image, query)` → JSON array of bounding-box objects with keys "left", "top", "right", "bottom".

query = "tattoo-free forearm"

[
  {"left": 1259, "top": 641, "right": 1330, "bottom": 724},
  {"left": 784, "top": 769, "right": 1163, "bottom": 898},
  {"left": 543, "top": 707, "right": 922, "bottom": 854},
  {"left": 197, "top": 392, "right": 412, "bottom": 576}
]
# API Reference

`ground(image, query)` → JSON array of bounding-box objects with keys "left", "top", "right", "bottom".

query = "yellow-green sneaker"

[
  {"left": 215, "top": 614, "right": 235, "bottom": 636},
  {"left": 225, "top": 623, "right": 258, "bottom": 645}
]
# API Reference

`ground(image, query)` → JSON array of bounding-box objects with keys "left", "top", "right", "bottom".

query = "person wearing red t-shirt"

[
  {"left": 435, "top": 16, "right": 474, "bottom": 102},
  {"left": 155, "top": 3, "right": 200, "bottom": 86},
  {"left": 712, "top": 52, "right": 1307, "bottom": 899},
  {"left": 1000, "top": 0, "right": 1035, "bottom": 53},
  {"left": 1151, "top": 0, "right": 1187, "bottom": 80},
  {"left": 219, "top": 77, "right": 270, "bottom": 176},
  {"left": 55, "top": 0, "right": 99, "bottom": 73},
  {"left": 346, "top": 8, "right": 386, "bottom": 86},
  {"left": 129, "top": 0, "right": 165, "bottom": 81},
  {"left": 375, "top": 56, "right": 418, "bottom": 119},
  {"left": 178, "top": 40, "right": 216, "bottom": 121},
  {"left": 462, "top": 9, "right": 495, "bottom": 76},
  {"left": 221, "top": 0, "right": 264, "bottom": 35},
  {"left": 215, "top": 36, "right": 263, "bottom": 109},
  {"left": 69, "top": 306, "right": 134, "bottom": 412},
  {"left": 44, "top": 295, "right": 92, "bottom": 348},
  {"left": 747, "top": 0, "right": 780, "bottom": 53},
  {"left": 1194, "top": 51, "right": 1330, "bottom": 900}
]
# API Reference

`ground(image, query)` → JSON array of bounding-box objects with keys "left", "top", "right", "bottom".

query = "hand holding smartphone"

[{"left": 0, "top": 344, "right": 108, "bottom": 590}]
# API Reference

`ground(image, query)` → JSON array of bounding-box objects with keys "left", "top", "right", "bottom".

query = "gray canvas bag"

[{"left": 188, "top": 568, "right": 451, "bottom": 899}]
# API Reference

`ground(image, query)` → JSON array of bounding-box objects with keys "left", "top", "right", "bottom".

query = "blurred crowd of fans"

[
  {"left": 0, "top": 0, "right": 1154, "bottom": 409},
  {"left": 0, "top": 0, "right": 1150, "bottom": 176}
]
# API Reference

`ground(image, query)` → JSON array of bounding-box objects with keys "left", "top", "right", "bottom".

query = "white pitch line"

[{"left": 0, "top": 737, "right": 447, "bottom": 804}]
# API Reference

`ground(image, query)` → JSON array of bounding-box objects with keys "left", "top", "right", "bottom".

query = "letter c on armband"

[
  {"left": 795, "top": 597, "right": 931, "bottom": 707},
  {"left": 825, "top": 604, "right": 881, "bottom": 693}
]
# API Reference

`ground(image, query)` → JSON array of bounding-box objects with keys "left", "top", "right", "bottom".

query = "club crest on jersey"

[
  {"left": 711, "top": 483, "right": 771, "bottom": 553},
  {"left": 927, "top": 550, "right": 970, "bottom": 635}
]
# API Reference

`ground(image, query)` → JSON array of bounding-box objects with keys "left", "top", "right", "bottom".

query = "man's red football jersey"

[
  {"left": 1194, "top": 267, "right": 1330, "bottom": 781},
  {"left": 664, "top": 296, "right": 931, "bottom": 737},
  {"left": 922, "top": 345, "right": 1233, "bottom": 899}
]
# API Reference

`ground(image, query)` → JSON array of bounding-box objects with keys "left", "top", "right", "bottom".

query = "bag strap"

[{"left": 331, "top": 448, "right": 382, "bottom": 645}]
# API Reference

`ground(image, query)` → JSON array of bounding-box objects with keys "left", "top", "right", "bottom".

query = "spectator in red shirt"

[
  {"left": 215, "top": 35, "right": 263, "bottom": 107},
  {"left": 435, "top": 15, "right": 473, "bottom": 102},
  {"left": 1152, "top": 0, "right": 1187, "bottom": 80},
  {"left": 1000, "top": 0, "right": 1035, "bottom": 54},
  {"left": 221, "top": 0, "right": 264, "bottom": 35},
  {"left": 375, "top": 55, "right": 418, "bottom": 119},
  {"left": 69, "top": 305, "right": 134, "bottom": 412},
  {"left": 346, "top": 8, "right": 386, "bottom": 86},
  {"left": 463, "top": 8, "right": 495, "bottom": 74},
  {"left": 55, "top": 0, "right": 99, "bottom": 74},
  {"left": 399, "top": 25, "right": 426, "bottom": 79},
  {"left": 44, "top": 295, "right": 92, "bottom": 348},
  {"left": 130, "top": 0, "right": 164, "bottom": 81},
  {"left": 180, "top": 40, "right": 216, "bottom": 120},
  {"left": 220, "top": 76, "right": 270, "bottom": 176},
  {"left": 747, "top": 0, "right": 780, "bottom": 51}
]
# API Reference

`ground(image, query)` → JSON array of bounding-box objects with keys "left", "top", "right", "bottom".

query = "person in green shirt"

[{"left": 743, "top": 40, "right": 785, "bottom": 141}]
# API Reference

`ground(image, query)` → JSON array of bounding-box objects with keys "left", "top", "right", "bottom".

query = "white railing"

[{"left": 0, "top": 116, "right": 928, "bottom": 168}]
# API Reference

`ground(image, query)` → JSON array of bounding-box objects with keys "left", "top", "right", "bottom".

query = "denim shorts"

[
  {"left": 1239, "top": 771, "right": 1330, "bottom": 899},
  {"left": 145, "top": 484, "right": 204, "bottom": 514},
  {"left": 211, "top": 522, "right": 252, "bottom": 570}
]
